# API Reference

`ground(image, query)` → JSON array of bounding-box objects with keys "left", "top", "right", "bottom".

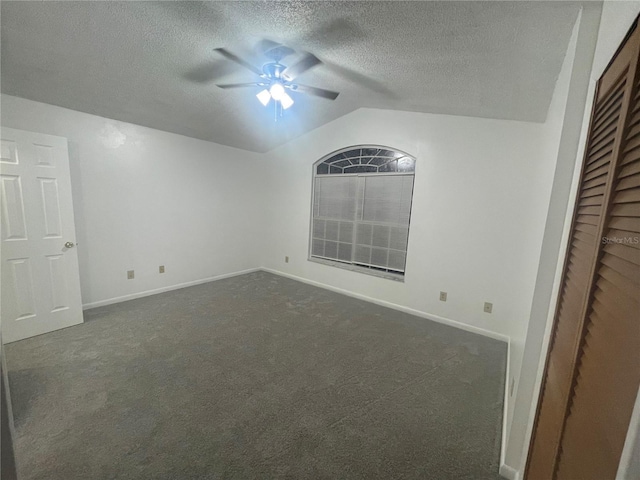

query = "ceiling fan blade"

[
  {"left": 256, "top": 38, "right": 283, "bottom": 55},
  {"left": 184, "top": 59, "right": 237, "bottom": 84},
  {"left": 293, "top": 84, "right": 340, "bottom": 101},
  {"left": 298, "top": 18, "right": 367, "bottom": 49},
  {"left": 214, "top": 48, "right": 262, "bottom": 76},
  {"left": 216, "top": 82, "right": 264, "bottom": 89},
  {"left": 324, "top": 61, "right": 396, "bottom": 98},
  {"left": 256, "top": 38, "right": 295, "bottom": 62},
  {"left": 282, "top": 53, "right": 321, "bottom": 81}
]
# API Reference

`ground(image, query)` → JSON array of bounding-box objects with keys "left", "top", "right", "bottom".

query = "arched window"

[{"left": 310, "top": 146, "right": 415, "bottom": 279}]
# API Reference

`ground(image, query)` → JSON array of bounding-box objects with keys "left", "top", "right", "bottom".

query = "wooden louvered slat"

[
  {"left": 603, "top": 241, "right": 640, "bottom": 265},
  {"left": 592, "top": 308, "right": 633, "bottom": 348},
  {"left": 593, "top": 78, "right": 625, "bottom": 121},
  {"left": 600, "top": 250, "right": 640, "bottom": 283},
  {"left": 622, "top": 136, "right": 640, "bottom": 157},
  {"left": 526, "top": 18, "right": 640, "bottom": 480},
  {"left": 565, "top": 263, "right": 591, "bottom": 289},
  {"left": 623, "top": 119, "right": 640, "bottom": 143},
  {"left": 579, "top": 194, "right": 604, "bottom": 207},
  {"left": 555, "top": 292, "right": 582, "bottom": 328},
  {"left": 589, "top": 307, "right": 635, "bottom": 350},
  {"left": 592, "top": 101, "right": 622, "bottom": 134},
  {"left": 559, "top": 284, "right": 585, "bottom": 315},
  {"left": 577, "top": 205, "right": 601, "bottom": 216},
  {"left": 585, "top": 152, "right": 612, "bottom": 173},
  {"left": 608, "top": 215, "right": 640, "bottom": 233},
  {"left": 616, "top": 172, "right": 640, "bottom": 190},
  {"left": 568, "top": 240, "right": 598, "bottom": 275},
  {"left": 582, "top": 169, "right": 610, "bottom": 189},
  {"left": 624, "top": 133, "right": 640, "bottom": 151},
  {"left": 618, "top": 159, "right": 640, "bottom": 177},
  {"left": 572, "top": 228, "right": 596, "bottom": 243},
  {"left": 552, "top": 312, "right": 584, "bottom": 371},
  {"left": 590, "top": 115, "right": 620, "bottom": 147},
  {"left": 556, "top": 282, "right": 582, "bottom": 316},
  {"left": 622, "top": 129, "right": 640, "bottom": 153},
  {"left": 582, "top": 334, "right": 634, "bottom": 386},
  {"left": 573, "top": 229, "right": 595, "bottom": 244},
  {"left": 598, "top": 86, "right": 624, "bottom": 113},
  {"left": 594, "top": 280, "right": 639, "bottom": 320},
  {"left": 580, "top": 184, "right": 606, "bottom": 198},
  {"left": 628, "top": 106, "right": 640, "bottom": 127},
  {"left": 597, "top": 263, "right": 640, "bottom": 299},
  {"left": 623, "top": 140, "right": 640, "bottom": 158},
  {"left": 588, "top": 132, "right": 617, "bottom": 158},
  {"left": 622, "top": 126, "right": 640, "bottom": 145},
  {"left": 583, "top": 163, "right": 610, "bottom": 181},
  {"left": 592, "top": 99, "right": 622, "bottom": 133},
  {"left": 605, "top": 229, "right": 640, "bottom": 250},
  {"left": 574, "top": 222, "right": 598, "bottom": 236},
  {"left": 565, "top": 261, "right": 592, "bottom": 289},
  {"left": 621, "top": 148, "right": 640, "bottom": 167},
  {"left": 614, "top": 187, "right": 640, "bottom": 203},
  {"left": 610, "top": 202, "right": 640, "bottom": 217},
  {"left": 587, "top": 143, "right": 614, "bottom": 166},
  {"left": 593, "top": 277, "right": 640, "bottom": 316},
  {"left": 576, "top": 214, "right": 600, "bottom": 226},
  {"left": 594, "top": 107, "right": 623, "bottom": 137}
]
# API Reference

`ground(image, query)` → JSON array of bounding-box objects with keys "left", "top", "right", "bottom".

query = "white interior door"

[{"left": 1, "top": 127, "right": 83, "bottom": 343}]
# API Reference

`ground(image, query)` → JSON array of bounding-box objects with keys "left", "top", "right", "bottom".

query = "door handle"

[{"left": 64, "top": 241, "right": 75, "bottom": 248}]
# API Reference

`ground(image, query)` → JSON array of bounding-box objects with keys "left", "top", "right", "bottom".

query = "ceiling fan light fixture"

[
  {"left": 256, "top": 89, "right": 271, "bottom": 106},
  {"left": 280, "top": 91, "right": 294, "bottom": 110},
  {"left": 269, "top": 82, "right": 285, "bottom": 101}
]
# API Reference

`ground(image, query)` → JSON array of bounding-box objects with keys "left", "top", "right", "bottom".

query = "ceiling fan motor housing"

[{"left": 263, "top": 62, "right": 286, "bottom": 80}]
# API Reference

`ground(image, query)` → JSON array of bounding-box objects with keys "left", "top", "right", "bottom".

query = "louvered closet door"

[
  {"left": 555, "top": 28, "right": 640, "bottom": 480},
  {"left": 526, "top": 19, "right": 640, "bottom": 480}
]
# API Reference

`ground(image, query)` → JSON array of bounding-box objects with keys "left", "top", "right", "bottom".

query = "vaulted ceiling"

[{"left": 1, "top": 1, "right": 582, "bottom": 152}]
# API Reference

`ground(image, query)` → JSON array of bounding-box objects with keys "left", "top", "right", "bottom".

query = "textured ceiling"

[{"left": 1, "top": 1, "right": 582, "bottom": 152}]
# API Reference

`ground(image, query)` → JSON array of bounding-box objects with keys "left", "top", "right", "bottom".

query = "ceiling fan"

[{"left": 214, "top": 41, "right": 340, "bottom": 113}]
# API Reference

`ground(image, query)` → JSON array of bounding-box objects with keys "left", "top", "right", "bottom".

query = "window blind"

[
  {"left": 311, "top": 174, "right": 414, "bottom": 274},
  {"left": 312, "top": 176, "right": 358, "bottom": 263}
]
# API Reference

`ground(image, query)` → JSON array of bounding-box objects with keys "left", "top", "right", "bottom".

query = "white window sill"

[{"left": 308, "top": 256, "right": 405, "bottom": 282}]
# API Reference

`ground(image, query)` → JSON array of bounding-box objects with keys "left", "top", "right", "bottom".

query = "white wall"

[
  {"left": 261, "top": 107, "right": 555, "bottom": 352},
  {"left": 503, "top": 2, "right": 640, "bottom": 478},
  {"left": 501, "top": 10, "right": 584, "bottom": 457},
  {"left": 0, "top": 94, "right": 264, "bottom": 308}
]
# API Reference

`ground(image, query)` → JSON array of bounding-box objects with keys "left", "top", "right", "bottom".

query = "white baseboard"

[
  {"left": 85, "top": 265, "right": 510, "bottom": 342},
  {"left": 82, "top": 268, "right": 261, "bottom": 310},
  {"left": 501, "top": 339, "right": 512, "bottom": 471},
  {"left": 260, "top": 268, "right": 510, "bottom": 343},
  {"left": 499, "top": 463, "right": 520, "bottom": 480}
]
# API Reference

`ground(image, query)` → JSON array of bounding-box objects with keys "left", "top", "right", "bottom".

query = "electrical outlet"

[
  {"left": 484, "top": 302, "right": 493, "bottom": 313},
  {"left": 127, "top": 270, "right": 134, "bottom": 280},
  {"left": 439, "top": 291, "right": 447, "bottom": 302},
  {"left": 285, "top": 256, "right": 289, "bottom": 263},
  {"left": 159, "top": 265, "right": 165, "bottom": 274}
]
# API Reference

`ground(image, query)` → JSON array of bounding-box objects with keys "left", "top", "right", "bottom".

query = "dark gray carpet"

[{"left": 6, "top": 271, "right": 507, "bottom": 480}]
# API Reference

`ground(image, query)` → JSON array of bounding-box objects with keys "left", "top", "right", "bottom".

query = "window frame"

[{"left": 308, "top": 145, "right": 416, "bottom": 282}]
